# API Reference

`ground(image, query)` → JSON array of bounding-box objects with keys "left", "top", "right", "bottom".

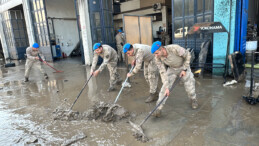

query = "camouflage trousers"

[
  {"left": 157, "top": 66, "right": 196, "bottom": 110},
  {"left": 107, "top": 61, "right": 121, "bottom": 87},
  {"left": 117, "top": 45, "right": 125, "bottom": 62},
  {"left": 144, "top": 59, "right": 158, "bottom": 94},
  {"left": 24, "top": 59, "right": 46, "bottom": 78}
]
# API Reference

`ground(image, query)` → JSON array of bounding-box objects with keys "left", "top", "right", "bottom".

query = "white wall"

[
  {"left": 45, "top": 0, "right": 79, "bottom": 57},
  {"left": 78, "top": 0, "right": 92, "bottom": 65},
  {"left": 23, "top": 0, "right": 35, "bottom": 46},
  {"left": 0, "top": 0, "right": 22, "bottom": 13},
  {"left": 0, "top": 15, "right": 9, "bottom": 59}
]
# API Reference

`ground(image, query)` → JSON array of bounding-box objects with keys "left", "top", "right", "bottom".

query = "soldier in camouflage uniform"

[
  {"left": 24, "top": 43, "right": 48, "bottom": 82},
  {"left": 91, "top": 43, "right": 121, "bottom": 91},
  {"left": 115, "top": 29, "right": 125, "bottom": 62},
  {"left": 151, "top": 41, "right": 198, "bottom": 117},
  {"left": 160, "top": 30, "right": 170, "bottom": 46},
  {"left": 123, "top": 43, "right": 159, "bottom": 102}
]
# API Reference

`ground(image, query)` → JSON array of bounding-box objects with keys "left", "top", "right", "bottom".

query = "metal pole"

[
  {"left": 114, "top": 66, "right": 134, "bottom": 104},
  {"left": 250, "top": 51, "right": 255, "bottom": 96}
]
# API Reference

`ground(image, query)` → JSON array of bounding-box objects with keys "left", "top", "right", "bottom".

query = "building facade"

[{"left": 0, "top": 0, "right": 256, "bottom": 74}]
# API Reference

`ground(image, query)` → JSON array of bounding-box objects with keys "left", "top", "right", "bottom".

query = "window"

[
  {"left": 30, "top": 0, "right": 49, "bottom": 47},
  {"left": 2, "top": 10, "right": 29, "bottom": 49},
  {"left": 89, "top": 0, "right": 114, "bottom": 46},
  {"left": 172, "top": 0, "right": 213, "bottom": 63}
]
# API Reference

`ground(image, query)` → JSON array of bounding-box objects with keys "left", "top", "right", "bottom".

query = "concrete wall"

[
  {"left": 78, "top": 0, "right": 92, "bottom": 65},
  {"left": 45, "top": 0, "right": 79, "bottom": 57},
  {"left": 0, "top": 0, "right": 22, "bottom": 13},
  {"left": 213, "top": 0, "right": 236, "bottom": 74},
  {"left": 120, "top": 0, "right": 140, "bottom": 12},
  {"left": 22, "top": 0, "right": 35, "bottom": 46},
  {"left": 0, "top": 15, "right": 9, "bottom": 59}
]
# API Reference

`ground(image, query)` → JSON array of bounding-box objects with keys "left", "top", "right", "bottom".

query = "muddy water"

[{"left": 0, "top": 58, "right": 259, "bottom": 145}]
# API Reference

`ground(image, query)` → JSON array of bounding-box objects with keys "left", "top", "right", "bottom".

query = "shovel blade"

[{"left": 129, "top": 120, "right": 144, "bottom": 135}]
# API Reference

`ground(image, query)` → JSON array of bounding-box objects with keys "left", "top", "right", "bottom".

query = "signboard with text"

[{"left": 187, "top": 22, "right": 228, "bottom": 35}]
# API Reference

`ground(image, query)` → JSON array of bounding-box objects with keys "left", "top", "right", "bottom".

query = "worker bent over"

[
  {"left": 91, "top": 43, "right": 121, "bottom": 92},
  {"left": 24, "top": 43, "right": 48, "bottom": 82},
  {"left": 115, "top": 29, "right": 125, "bottom": 62},
  {"left": 123, "top": 43, "right": 159, "bottom": 103},
  {"left": 151, "top": 41, "right": 198, "bottom": 117}
]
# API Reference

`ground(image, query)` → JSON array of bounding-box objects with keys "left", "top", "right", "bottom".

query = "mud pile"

[
  {"left": 129, "top": 121, "right": 149, "bottom": 142},
  {"left": 86, "top": 102, "right": 130, "bottom": 122},
  {"left": 53, "top": 109, "right": 84, "bottom": 121},
  {"left": 53, "top": 102, "right": 130, "bottom": 122},
  {"left": 132, "top": 132, "right": 149, "bottom": 142}
]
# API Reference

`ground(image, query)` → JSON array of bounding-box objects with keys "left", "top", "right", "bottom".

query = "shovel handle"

[
  {"left": 139, "top": 77, "right": 182, "bottom": 126},
  {"left": 70, "top": 74, "right": 93, "bottom": 110},
  {"left": 38, "top": 54, "right": 63, "bottom": 72},
  {"left": 114, "top": 65, "right": 135, "bottom": 104}
]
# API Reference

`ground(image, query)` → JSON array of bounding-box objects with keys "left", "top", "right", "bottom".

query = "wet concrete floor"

[{"left": 0, "top": 57, "right": 259, "bottom": 145}]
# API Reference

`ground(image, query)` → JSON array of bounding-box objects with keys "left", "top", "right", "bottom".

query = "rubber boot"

[
  {"left": 191, "top": 98, "right": 198, "bottom": 109},
  {"left": 152, "top": 109, "right": 162, "bottom": 117},
  {"left": 145, "top": 93, "right": 158, "bottom": 103},
  {"left": 24, "top": 77, "right": 29, "bottom": 82},
  {"left": 44, "top": 73, "right": 48, "bottom": 79},
  {"left": 107, "top": 86, "right": 115, "bottom": 92}
]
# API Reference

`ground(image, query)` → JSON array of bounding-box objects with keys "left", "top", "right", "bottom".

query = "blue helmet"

[
  {"left": 118, "top": 29, "right": 122, "bottom": 32},
  {"left": 32, "top": 43, "right": 39, "bottom": 48},
  {"left": 123, "top": 43, "right": 131, "bottom": 53},
  {"left": 93, "top": 43, "right": 101, "bottom": 51},
  {"left": 151, "top": 41, "right": 162, "bottom": 54}
]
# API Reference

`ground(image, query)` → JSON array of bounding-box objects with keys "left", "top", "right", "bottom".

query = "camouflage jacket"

[
  {"left": 130, "top": 44, "right": 154, "bottom": 75},
  {"left": 115, "top": 33, "right": 125, "bottom": 46},
  {"left": 26, "top": 47, "right": 45, "bottom": 61},
  {"left": 91, "top": 45, "right": 118, "bottom": 72},
  {"left": 155, "top": 44, "right": 191, "bottom": 88}
]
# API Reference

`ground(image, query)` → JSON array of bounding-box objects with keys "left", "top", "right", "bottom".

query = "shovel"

[
  {"left": 38, "top": 54, "right": 63, "bottom": 73},
  {"left": 101, "top": 66, "right": 135, "bottom": 121},
  {"left": 129, "top": 77, "right": 182, "bottom": 139},
  {"left": 114, "top": 65, "right": 134, "bottom": 103},
  {"left": 69, "top": 74, "right": 93, "bottom": 111},
  {"left": 53, "top": 74, "right": 93, "bottom": 120}
]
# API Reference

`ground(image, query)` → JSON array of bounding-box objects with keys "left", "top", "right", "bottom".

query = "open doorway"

[
  {"left": 2, "top": 4, "right": 29, "bottom": 60},
  {"left": 45, "top": 0, "right": 81, "bottom": 60}
]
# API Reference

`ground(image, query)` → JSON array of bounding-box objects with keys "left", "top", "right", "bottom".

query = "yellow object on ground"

[{"left": 194, "top": 69, "right": 202, "bottom": 74}]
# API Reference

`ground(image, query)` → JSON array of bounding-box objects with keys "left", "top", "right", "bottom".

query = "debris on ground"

[
  {"left": 61, "top": 133, "right": 87, "bottom": 146},
  {"left": 25, "top": 136, "right": 38, "bottom": 144},
  {"left": 129, "top": 121, "right": 149, "bottom": 142},
  {"left": 53, "top": 109, "right": 83, "bottom": 121},
  {"left": 254, "top": 83, "right": 259, "bottom": 89},
  {"left": 243, "top": 96, "right": 259, "bottom": 105},
  {"left": 223, "top": 80, "right": 238, "bottom": 87},
  {"left": 53, "top": 101, "right": 130, "bottom": 122},
  {"left": 86, "top": 101, "right": 130, "bottom": 122}
]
